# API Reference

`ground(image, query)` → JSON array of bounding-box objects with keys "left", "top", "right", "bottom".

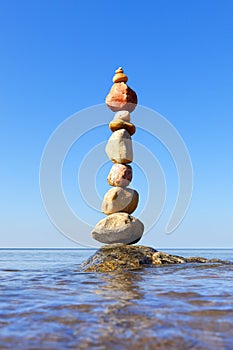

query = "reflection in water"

[
  {"left": 84, "top": 268, "right": 233, "bottom": 350},
  {"left": 1, "top": 250, "right": 233, "bottom": 349},
  {"left": 95, "top": 272, "right": 145, "bottom": 333},
  {"left": 91, "top": 271, "right": 160, "bottom": 349},
  {"left": 88, "top": 272, "right": 197, "bottom": 349},
  {"left": 97, "top": 271, "right": 143, "bottom": 301}
]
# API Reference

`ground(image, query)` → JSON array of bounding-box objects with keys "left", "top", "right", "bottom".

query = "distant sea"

[{"left": 0, "top": 249, "right": 233, "bottom": 349}]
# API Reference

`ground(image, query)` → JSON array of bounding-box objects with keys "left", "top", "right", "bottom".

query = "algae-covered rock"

[{"left": 81, "top": 244, "right": 222, "bottom": 272}]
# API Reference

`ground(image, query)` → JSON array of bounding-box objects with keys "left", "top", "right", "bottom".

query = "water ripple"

[{"left": 0, "top": 249, "right": 233, "bottom": 349}]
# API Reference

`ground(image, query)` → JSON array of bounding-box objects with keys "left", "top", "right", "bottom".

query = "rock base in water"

[{"left": 82, "top": 244, "right": 222, "bottom": 272}]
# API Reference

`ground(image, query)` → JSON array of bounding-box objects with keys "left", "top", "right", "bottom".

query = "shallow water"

[{"left": 0, "top": 249, "right": 233, "bottom": 349}]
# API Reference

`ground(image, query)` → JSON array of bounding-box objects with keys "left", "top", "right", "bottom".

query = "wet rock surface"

[{"left": 82, "top": 244, "right": 223, "bottom": 272}]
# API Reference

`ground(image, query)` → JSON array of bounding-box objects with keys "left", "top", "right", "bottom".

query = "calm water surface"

[{"left": 0, "top": 249, "right": 233, "bottom": 349}]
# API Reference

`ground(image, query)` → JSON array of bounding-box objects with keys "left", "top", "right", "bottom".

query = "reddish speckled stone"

[
  {"left": 108, "top": 163, "right": 132, "bottom": 187},
  {"left": 105, "top": 82, "right": 137, "bottom": 112}
]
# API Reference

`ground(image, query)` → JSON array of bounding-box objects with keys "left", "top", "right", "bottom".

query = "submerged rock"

[{"left": 82, "top": 244, "right": 223, "bottom": 272}]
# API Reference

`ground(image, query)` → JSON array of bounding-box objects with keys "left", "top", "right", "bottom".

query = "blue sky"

[{"left": 1, "top": 0, "right": 232, "bottom": 248}]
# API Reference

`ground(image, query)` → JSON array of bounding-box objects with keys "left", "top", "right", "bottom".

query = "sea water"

[{"left": 0, "top": 249, "right": 233, "bottom": 349}]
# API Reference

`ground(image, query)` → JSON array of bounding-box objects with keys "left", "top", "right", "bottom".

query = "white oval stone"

[
  {"left": 91, "top": 213, "right": 144, "bottom": 244},
  {"left": 105, "top": 129, "right": 133, "bottom": 164},
  {"left": 113, "top": 110, "right": 131, "bottom": 122}
]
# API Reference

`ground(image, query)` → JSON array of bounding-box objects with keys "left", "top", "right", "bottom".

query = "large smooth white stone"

[
  {"left": 91, "top": 213, "right": 144, "bottom": 244},
  {"left": 105, "top": 129, "right": 133, "bottom": 164}
]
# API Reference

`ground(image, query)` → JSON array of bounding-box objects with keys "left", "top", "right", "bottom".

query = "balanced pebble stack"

[{"left": 91, "top": 67, "right": 144, "bottom": 245}]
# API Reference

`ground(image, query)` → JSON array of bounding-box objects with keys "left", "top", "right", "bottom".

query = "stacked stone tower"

[{"left": 91, "top": 67, "right": 144, "bottom": 245}]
